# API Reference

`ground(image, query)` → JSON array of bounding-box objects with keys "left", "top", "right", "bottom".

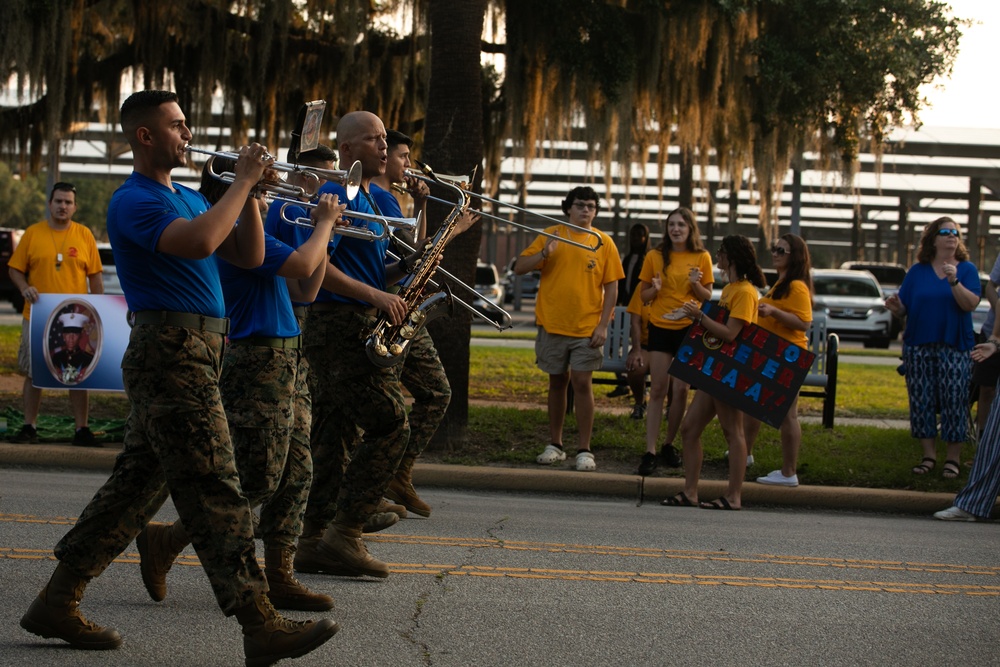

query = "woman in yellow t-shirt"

[
  {"left": 664, "top": 235, "right": 766, "bottom": 511},
  {"left": 636, "top": 208, "right": 713, "bottom": 476},
  {"left": 748, "top": 234, "right": 814, "bottom": 488}
]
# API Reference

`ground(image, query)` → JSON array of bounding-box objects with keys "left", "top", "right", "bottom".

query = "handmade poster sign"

[{"left": 668, "top": 303, "right": 815, "bottom": 428}]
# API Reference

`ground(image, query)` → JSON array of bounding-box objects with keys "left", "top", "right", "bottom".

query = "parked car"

[
  {"left": 839, "top": 261, "right": 907, "bottom": 338},
  {"left": 0, "top": 227, "right": 25, "bottom": 313},
  {"left": 97, "top": 243, "right": 123, "bottom": 296},
  {"left": 812, "top": 269, "right": 894, "bottom": 348},
  {"left": 473, "top": 262, "right": 505, "bottom": 309},
  {"left": 502, "top": 257, "right": 540, "bottom": 303}
]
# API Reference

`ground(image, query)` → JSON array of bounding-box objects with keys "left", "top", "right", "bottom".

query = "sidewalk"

[{"left": 0, "top": 439, "right": 973, "bottom": 517}]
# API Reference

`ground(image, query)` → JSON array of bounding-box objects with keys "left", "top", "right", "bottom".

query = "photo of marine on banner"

[{"left": 668, "top": 302, "right": 816, "bottom": 428}]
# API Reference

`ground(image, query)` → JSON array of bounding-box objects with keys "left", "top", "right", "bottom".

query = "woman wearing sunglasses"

[
  {"left": 744, "top": 234, "right": 814, "bottom": 487},
  {"left": 885, "top": 217, "right": 981, "bottom": 480}
]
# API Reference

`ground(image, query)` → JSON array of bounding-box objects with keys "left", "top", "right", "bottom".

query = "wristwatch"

[{"left": 949, "top": 277, "right": 960, "bottom": 286}]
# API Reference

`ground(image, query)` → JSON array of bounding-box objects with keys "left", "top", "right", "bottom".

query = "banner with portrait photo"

[
  {"left": 667, "top": 303, "right": 816, "bottom": 428},
  {"left": 30, "top": 294, "right": 129, "bottom": 392}
]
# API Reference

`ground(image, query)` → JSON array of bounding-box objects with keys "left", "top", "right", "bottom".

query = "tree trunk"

[{"left": 422, "top": 0, "right": 487, "bottom": 450}]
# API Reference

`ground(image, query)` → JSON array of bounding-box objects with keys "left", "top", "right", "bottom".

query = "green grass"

[{"left": 0, "top": 324, "right": 970, "bottom": 492}]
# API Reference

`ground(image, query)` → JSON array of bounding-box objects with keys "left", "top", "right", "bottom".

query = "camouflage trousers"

[
  {"left": 303, "top": 306, "right": 409, "bottom": 529},
  {"left": 221, "top": 342, "right": 310, "bottom": 549},
  {"left": 399, "top": 327, "right": 451, "bottom": 466},
  {"left": 54, "top": 325, "right": 264, "bottom": 615}
]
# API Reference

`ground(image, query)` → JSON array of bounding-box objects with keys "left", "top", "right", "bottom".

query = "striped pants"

[
  {"left": 903, "top": 343, "right": 972, "bottom": 443},
  {"left": 954, "top": 382, "right": 1000, "bottom": 519}
]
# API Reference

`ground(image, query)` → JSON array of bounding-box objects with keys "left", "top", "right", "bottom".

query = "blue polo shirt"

[
  {"left": 216, "top": 232, "right": 298, "bottom": 339},
  {"left": 318, "top": 181, "right": 389, "bottom": 306},
  {"left": 106, "top": 172, "right": 225, "bottom": 317}
]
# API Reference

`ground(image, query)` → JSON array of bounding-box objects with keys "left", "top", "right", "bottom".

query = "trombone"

[
  {"left": 386, "top": 239, "right": 513, "bottom": 331},
  {"left": 395, "top": 160, "right": 604, "bottom": 252},
  {"left": 279, "top": 199, "right": 420, "bottom": 242},
  {"left": 186, "top": 146, "right": 364, "bottom": 201}
]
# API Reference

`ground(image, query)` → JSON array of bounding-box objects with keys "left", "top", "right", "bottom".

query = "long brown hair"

[
  {"left": 771, "top": 233, "right": 813, "bottom": 300},
  {"left": 657, "top": 207, "right": 704, "bottom": 270},
  {"left": 720, "top": 235, "right": 766, "bottom": 288},
  {"left": 916, "top": 216, "right": 968, "bottom": 263}
]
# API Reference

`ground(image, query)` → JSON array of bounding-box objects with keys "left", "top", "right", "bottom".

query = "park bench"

[{"left": 582, "top": 306, "right": 840, "bottom": 428}]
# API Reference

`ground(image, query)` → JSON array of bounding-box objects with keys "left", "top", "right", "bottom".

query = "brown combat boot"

[
  {"left": 314, "top": 520, "right": 389, "bottom": 578},
  {"left": 361, "top": 511, "right": 400, "bottom": 534},
  {"left": 264, "top": 547, "right": 334, "bottom": 612},
  {"left": 135, "top": 521, "right": 189, "bottom": 602},
  {"left": 20, "top": 562, "right": 123, "bottom": 650},
  {"left": 378, "top": 497, "right": 408, "bottom": 519},
  {"left": 386, "top": 465, "right": 431, "bottom": 517},
  {"left": 293, "top": 522, "right": 353, "bottom": 576},
  {"left": 234, "top": 594, "right": 338, "bottom": 667}
]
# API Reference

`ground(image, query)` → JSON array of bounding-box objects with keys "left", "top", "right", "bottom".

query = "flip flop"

[
  {"left": 911, "top": 457, "right": 936, "bottom": 475},
  {"left": 942, "top": 459, "right": 961, "bottom": 479},
  {"left": 660, "top": 491, "right": 695, "bottom": 507},
  {"left": 699, "top": 497, "right": 740, "bottom": 511}
]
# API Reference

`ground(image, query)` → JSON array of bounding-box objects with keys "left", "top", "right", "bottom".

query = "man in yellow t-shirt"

[
  {"left": 7, "top": 182, "right": 103, "bottom": 446},
  {"left": 514, "top": 186, "right": 624, "bottom": 472}
]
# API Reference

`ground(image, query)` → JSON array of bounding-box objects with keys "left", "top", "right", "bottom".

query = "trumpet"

[
  {"left": 278, "top": 199, "right": 419, "bottom": 242},
  {"left": 396, "top": 161, "right": 604, "bottom": 252},
  {"left": 186, "top": 146, "right": 363, "bottom": 201}
]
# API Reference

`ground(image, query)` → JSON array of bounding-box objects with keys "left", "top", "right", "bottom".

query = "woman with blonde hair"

[{"left": 635, "top": 207, "right": 713, "bottom": 476}]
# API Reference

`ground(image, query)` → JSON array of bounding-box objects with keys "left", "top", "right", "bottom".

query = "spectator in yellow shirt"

[
  {"left": 665, "top": 235, "right": 766, "bottom": 511},
  {"left": 636, "top": 207, "right": 713, "bottom": 476},
  {"left": 7, "top": 182, "right": 103, "bottom": 446},
  {"left": 748, "top": 234, "right": 814, "bottom": 487},
  {"left": 515, "top": 186, "right": 624, "bottom": 472}
]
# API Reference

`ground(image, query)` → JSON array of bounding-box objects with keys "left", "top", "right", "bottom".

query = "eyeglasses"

[
  {"left": 572, "top": 202, "right": 597, "bottom": 211},
  {"left": 937, "top": 228, "right": 960, "bottom": 237},
  {"left": 770, "top": 245, "right": 788, "bottom": 256}
]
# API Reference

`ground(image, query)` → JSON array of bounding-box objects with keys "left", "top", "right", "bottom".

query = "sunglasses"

[
  {"left": 937, "top": 228, "right": 960, "bottom": 237},
  {"left": 770, "top": 245, "right": 788, "bottom": 256}
]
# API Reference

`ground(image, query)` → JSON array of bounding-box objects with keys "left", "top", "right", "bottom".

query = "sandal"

[
  {"left": 660, "top": 491, "right": 695, "bottom": 507},
  {"left": 942, "top": 459, "right": 961, "bottom": 479},
  {"left": 911, "top": 457, "right": 936, "bottom": 475},
  {"left": 699, "top": 497, "right": 740, "bottom": 511}
]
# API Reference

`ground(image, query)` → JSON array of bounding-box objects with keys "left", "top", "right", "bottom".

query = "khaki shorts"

[
  {"left": 17, "top": 318, "right": 31, "bottom": 377},
  {"left": 535, "top": 327, "right": 604, "bottom": 375}
]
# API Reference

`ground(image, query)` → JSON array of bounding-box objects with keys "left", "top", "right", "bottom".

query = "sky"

[{"left": 918, "top": 0, "right": 1000, "bottom": 129}]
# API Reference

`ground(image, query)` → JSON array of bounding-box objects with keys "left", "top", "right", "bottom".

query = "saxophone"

[{"left": 365, "top": 171, "right": 472, "bottom": 368}]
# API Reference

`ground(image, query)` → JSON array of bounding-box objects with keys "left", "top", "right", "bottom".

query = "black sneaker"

[
  {"left": 72, "top": 426, "right": 101, "bottom": 448},
  {"left": 607, "top": 385, "right": 630, "bottom": 398},
  {"left": 659, "top": 444, "right": 682, "bottom": 468},
  {"left": 10, "top": 424, "right": 37, "bottom": 444},
  {"left": 637, "top": 452, "right": 658, "bottom": 476},
  {"left": 630, "top": 403, "right": 646, "bottom": 420}
]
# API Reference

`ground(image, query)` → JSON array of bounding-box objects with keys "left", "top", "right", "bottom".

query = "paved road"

[{"left": 1, "top": 467, "right": 997, "bottom": 667}]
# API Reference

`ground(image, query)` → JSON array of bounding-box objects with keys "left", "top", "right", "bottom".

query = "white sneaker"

[
  {"left": 933, "top": 506, "right": 977, "bottom": 522},
  {"left": 575, "top": 451, "right": 596, "bottom": 472},
  {"left": 536, "top": 444, "right": 567, "bottom": 465},
  {"left": 756, "top": 470, "right": 799, "bottom": 487}
]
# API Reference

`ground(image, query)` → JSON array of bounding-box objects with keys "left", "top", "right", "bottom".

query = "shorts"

[
  {"left": 535, "top": 327, "right": 604, "bottom": 375},
  {"left": 647, "top": 323, "right": 690, "bottom": 356},
  {"left": 972, "top": 352, "right": 1000, "bottom": 388},
  {"left": 17, "top": 319, "right": 31, "bottom": 377}
]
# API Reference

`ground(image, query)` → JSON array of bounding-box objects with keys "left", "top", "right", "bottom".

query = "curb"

[{"left": 0, "top": 443, "right": 977, "bottom": 517}]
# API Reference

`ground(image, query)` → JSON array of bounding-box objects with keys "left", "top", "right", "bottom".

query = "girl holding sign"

[
  {"left": 746, "top": 234, "right": 814, "bottom": 487},
  {"left": 664, "top": 235, "right": 766, "bottom": 510},
  {"left": 636, "top": 208, "right": 714, "bottom": 476}
]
